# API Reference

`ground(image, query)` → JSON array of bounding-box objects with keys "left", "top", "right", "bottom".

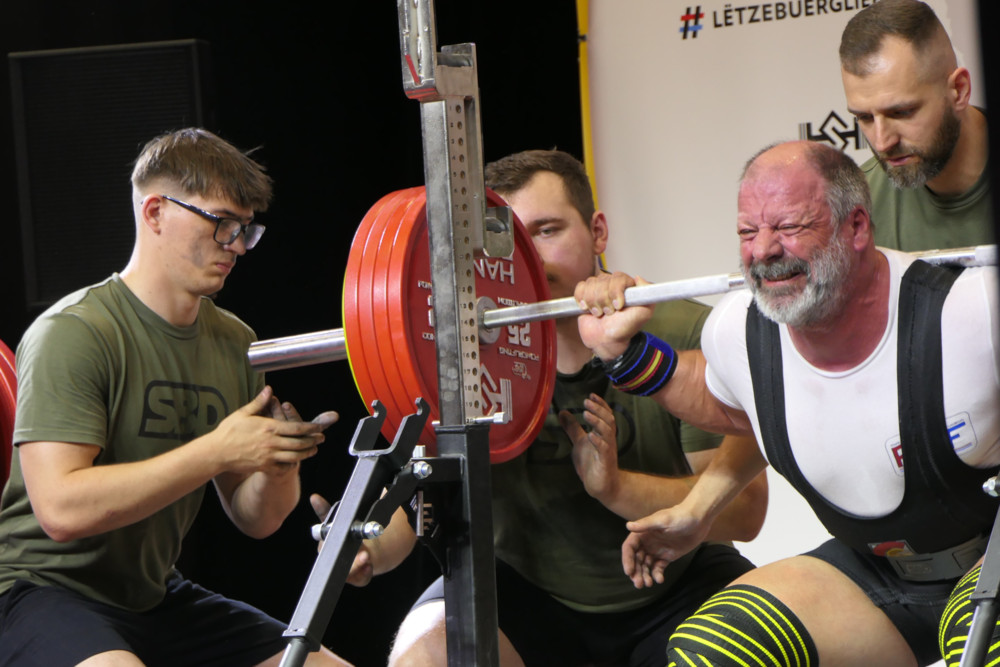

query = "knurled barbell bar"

[{"left": 249, "top": 186, "right": 998, "bottom": 463}]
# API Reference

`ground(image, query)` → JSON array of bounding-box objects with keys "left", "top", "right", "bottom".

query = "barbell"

[{"left": 249, "top": 186, "right": 998, "bottom": 463}]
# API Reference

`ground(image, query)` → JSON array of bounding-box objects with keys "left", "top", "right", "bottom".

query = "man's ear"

[
  {"left": 590, "top": 210, "right": 609, "bottom": 255},
  {"left": 139, "top": 194, "right": 165, "bottom": 234},
  {"left": 848, "top": 205, "right": 873, "bottom": 252},
  {"left": 948, "top": 66, "right": 972, "bottom": 112}
]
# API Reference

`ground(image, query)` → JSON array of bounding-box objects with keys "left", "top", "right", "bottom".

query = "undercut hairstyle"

[
  {"left": 741, "top": 142, "right": 873, "bottom": 230},
  {"left": 839, "top": 0, "right": 948, "bottom": 77},
  {"left": 485, "top": 149, "right": 596, "bottom": 224},
  {"left": 131, "top": 128, "right": 273, "bottom": 212}
]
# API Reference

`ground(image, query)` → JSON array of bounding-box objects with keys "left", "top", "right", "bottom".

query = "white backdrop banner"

[
  {"left": 587, "top": 0, "right": 983, "bottom": 575},
  {"left": 589, "top": 0, "right": 983, "bottom": 282}
]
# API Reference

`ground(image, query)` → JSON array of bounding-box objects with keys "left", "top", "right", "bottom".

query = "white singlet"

[{"left": 703, "top": 248, "right": 1000, "bottom": 517}]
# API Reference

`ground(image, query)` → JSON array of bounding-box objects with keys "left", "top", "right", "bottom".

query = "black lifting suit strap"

[{"left": 746, "top": 260, "right": 998, "bottom": 555}]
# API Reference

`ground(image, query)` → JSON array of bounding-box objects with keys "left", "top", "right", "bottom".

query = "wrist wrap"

[{"left": 603, "top": 331, "right": 677, "bottom": 396}]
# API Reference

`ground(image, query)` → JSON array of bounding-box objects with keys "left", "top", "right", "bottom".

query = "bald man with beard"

[
  {"left": 840, "top": 0, "right": 992, "bottom": 251},
  {"left": 576, "top": 140, "right": 1000, "bottom": 666}
]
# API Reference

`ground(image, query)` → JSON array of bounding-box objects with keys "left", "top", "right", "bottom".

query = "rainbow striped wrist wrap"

[{"left": 602, "top": 331, "right": 677, "bottom": 396}]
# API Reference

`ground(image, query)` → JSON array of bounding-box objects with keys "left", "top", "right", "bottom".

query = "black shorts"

[
  {"left": 805, "top": 538, "right": 958, "bottom": 666},
  {"left": 413, "top": 543, "right": 755, "bottom": 667},
  {"left": 0, "top": 571, "right": 288, "bottom": 667}
]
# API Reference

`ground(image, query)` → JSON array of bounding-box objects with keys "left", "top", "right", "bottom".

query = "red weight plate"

[
  {"left": 370, "top": 189, "right": 431, "bottom": 448},
  {"left": 473, "top": 187, "right": 556, "bottom": 461},
  {"left": 344, "top": 191, "right": 413, "bottom": 440},
  {"left": 344, "top": 192, "right": 410, "bottom": 435},
  {"left": 348, "top": 188, "right": 441, "bottom": 453},
  {"left": 343, "top": 192, "right": 383, "bottom": 419},
  {"left": 1, "top": 338, "right": 17, "bottom": 484},
  {"left": 361, "top": 190, "right": 421, "bottom": 442},
  {"left": 383, "top": 187, "right": 556, "bottom": 463},
  {"left": 381, "top": 188, "right": 442, "bottom": 448}
]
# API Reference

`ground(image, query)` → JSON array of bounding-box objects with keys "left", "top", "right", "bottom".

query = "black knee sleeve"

[
  {"left": 666, "top": 584, "right": 818, "bottom": 667},
  {"left": 939, "top": 565, "right": 1000, "bottom": 667}
]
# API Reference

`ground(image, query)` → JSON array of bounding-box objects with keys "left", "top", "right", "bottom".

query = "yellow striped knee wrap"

[
  {"left": 666, "top": 585, "right": 817, "bottom": 667},
  {"left": 939, "top": 565, "right": 1000, "bottom": 666}
]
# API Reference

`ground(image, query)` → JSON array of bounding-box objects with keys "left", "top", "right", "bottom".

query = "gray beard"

[{"left": 744, "top": 234, "right": 852, "bottom": 328}]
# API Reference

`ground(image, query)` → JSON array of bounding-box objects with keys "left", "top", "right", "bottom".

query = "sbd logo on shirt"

[{"left": 140, "top": 380, "right": 229, "bottom": 440}]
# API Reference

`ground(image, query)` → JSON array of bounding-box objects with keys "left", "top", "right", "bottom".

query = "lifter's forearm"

[
  {"left": 702, "top": 470, "right": 767, "bottom": 543},
  {"left": 600, "top": 436, "right": 767, "bottom": 541},
  {"left": 596, "top": 469, "right": 698, "bottom": 521},
  {"left": 681, "top": 433, "right": 768, "bottom": 531}
]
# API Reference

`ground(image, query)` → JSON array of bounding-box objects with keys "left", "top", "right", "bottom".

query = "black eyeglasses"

[{"left": 161, "top": 195, "right": 266, "bottom": 249}]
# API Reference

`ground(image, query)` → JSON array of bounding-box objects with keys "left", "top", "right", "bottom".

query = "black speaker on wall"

[{"left": 9, "top": 39, "right": 213, "bottom": 308}]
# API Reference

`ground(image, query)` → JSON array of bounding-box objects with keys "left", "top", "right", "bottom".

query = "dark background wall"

[{"left": 0, "top": 2, "right": 582, "bottom": 665}]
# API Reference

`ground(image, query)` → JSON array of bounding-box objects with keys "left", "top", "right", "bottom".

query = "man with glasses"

[
  {"left": 0, "top": 128, "right": 352, "bottom": 666},
  {"left": 160, "top": 194, "right": 267, "bottom": 249}
]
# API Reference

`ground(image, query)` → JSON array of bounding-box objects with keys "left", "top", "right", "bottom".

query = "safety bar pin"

[{"left": 430, "top": 411, "right": 508, "bottom": 428}]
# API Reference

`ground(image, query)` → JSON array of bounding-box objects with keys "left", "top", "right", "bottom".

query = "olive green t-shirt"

[
  {"left": 0, "top": 275, "right": 262, "bottom": 611},
  {"left": 864, "top": 155, "right": 994, "bottom": 252},
  {"left": 491, "top": 299, "right": 722, "bottom": 613}
]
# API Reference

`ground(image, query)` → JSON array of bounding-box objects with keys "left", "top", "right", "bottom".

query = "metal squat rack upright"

[{"left": 278, "top": 1, "right": 507, "bottom": 665}]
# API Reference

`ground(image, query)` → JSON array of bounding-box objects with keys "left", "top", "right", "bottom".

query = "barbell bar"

[
  {"left": 253, "top": 187, "right": 998, "bottom": 463},
  {"left": 248, "top": 242, "right": 998, "bottom": 373}
]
